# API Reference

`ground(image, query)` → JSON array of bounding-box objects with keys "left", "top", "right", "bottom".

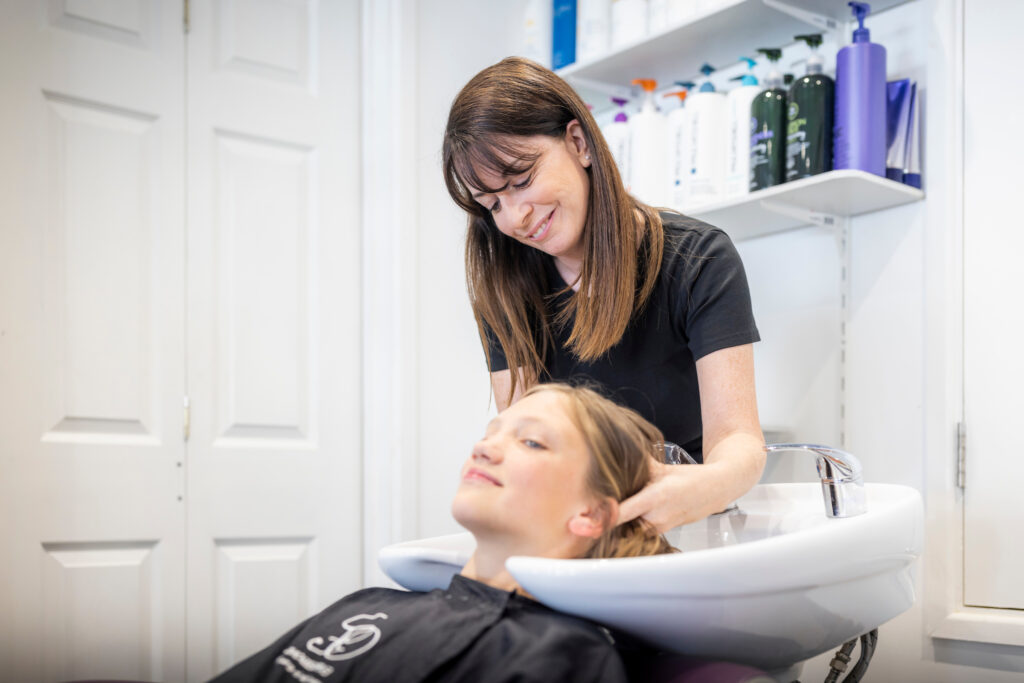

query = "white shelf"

[
  {"left": 684, "top": 170, "right": 924, "bottom": 241},
  {"left": 559, "top": 0, "right": 912, "bottom": 109}
]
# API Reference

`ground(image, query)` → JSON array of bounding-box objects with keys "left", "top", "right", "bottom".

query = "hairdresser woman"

[{"left": 442, "top": 57, "right": 765, "bottom": 532}]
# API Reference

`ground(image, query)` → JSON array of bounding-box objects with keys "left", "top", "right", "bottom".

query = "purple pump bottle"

[{"left": 833, "top": 2, "right": 887, "bottom": 176}]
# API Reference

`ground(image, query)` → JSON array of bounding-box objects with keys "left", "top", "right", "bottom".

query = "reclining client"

[{"left": 209, "top": 383, "right": 676, "bottom": 683}]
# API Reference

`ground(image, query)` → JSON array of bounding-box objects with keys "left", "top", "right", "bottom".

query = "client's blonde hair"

[{"left": 522, "top": 383, "right": 677, "bottom": 559}]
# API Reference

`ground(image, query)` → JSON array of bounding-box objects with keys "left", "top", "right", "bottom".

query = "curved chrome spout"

[{"left": 764, "top": 443, "right": 866, "bottom": 518}]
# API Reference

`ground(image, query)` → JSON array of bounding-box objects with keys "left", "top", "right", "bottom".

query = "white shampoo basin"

[{"left": 378, "top": 482, "right": 923, "bottom": 671}]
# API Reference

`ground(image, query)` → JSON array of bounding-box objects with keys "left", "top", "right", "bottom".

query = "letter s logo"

[{"left": 307, "top": 612, "right": 388, "bottom": 662}]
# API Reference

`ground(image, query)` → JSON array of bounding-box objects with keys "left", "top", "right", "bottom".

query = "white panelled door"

[
  {"left": 963, "top": 0, "right": 1024, "bottom": 610},
  {"left": 0, "top": 2, "right": 187, "bottom": 681},
  {"left": 184, "top": 1, "right": 363, "bottom": 680},
  {"left": 0, "top": 1, "right": 363, "bottom": 681}
]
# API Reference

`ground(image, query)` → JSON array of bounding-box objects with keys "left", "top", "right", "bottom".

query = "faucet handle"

[{"left": 764, "top": 443, "right": 867, "bottom": 518}]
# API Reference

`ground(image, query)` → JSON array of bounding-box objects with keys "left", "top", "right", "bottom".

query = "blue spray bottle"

[{"left": 833, "top": 1, "right": 887, "bottom": 176}]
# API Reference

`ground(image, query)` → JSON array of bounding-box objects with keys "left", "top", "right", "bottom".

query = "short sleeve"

[
  {"left": 676, "top": 228, "right": 760, "bottom": 360},
  {"left": 481, "top": 318, "right": 509, "bottom": 372}
]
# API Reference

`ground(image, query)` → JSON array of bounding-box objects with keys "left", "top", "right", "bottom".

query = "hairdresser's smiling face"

[
  {"left": 468, "top": 121, "right": 592, "bottom": 273},
  {"left": 451, "top": 390, "right": 596, "bottom": 549}
]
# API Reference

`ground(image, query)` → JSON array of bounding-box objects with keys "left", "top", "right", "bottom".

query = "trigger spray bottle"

[
  {"left": 787, "top": 34, "right": 834, "bottom": 181},
  {"left": 750, "top": 48, "right": 787, "bottom": 191}
]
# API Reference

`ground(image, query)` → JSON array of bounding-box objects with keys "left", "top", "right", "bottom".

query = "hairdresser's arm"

[
  {"left": 490, "top": 368, "right": 526, "bottom": 412},
  {"left": 618, "top": 344, "right": 765, "bottom": 532}
]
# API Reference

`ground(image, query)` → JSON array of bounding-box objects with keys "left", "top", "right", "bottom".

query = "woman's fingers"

[
  {"left": 616, "top": 486, "right": 658, "bottom": 527},
  {"left": 616, "top": 465, "right": 714, "bottom": 532}
]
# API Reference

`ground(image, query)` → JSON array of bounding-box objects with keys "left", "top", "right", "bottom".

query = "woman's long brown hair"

[
  {"left": 443, "top": 57, "right": 664, "bottom": 404},
  {"left": 523, "top": 383, "right": 676, "bottom": 559}
]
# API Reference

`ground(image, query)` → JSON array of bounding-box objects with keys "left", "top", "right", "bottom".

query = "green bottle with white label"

[
  {"left": 786, "top": 34, "right": 835, "bottom": 181},
  {"left": 750, "top": 48, "right": 786, "bottom": 191}
]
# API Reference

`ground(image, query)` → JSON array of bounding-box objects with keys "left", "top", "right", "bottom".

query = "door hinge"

[
  {"left": 183, "top": 0, "right": 190, "bottom": 33},
  {"left": 956, "top": 422, "right": 966, "bottom": 489},
  {"left": 184, "top": 396, "right": 191, "bottom": 442}
]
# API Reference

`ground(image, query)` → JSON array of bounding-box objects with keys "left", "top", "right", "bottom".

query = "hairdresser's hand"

[{"left": 616, "top": 459, "right": 737, "bottom": 533}]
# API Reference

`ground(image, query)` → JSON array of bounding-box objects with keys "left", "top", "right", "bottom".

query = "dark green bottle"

[
  {"left": 750, "top": 48, "right": 787, "bottom": 191},
  {"left": 786, "top": 34, "right": 835, "bottom": 181}
]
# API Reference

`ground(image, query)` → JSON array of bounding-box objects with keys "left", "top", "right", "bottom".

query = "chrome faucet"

[{"left": 765, "top": 443, "right": 866, "bottom": 518}]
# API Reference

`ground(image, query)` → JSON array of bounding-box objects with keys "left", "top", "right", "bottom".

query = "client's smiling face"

[{"left": 451, "top": 390, "right": 597, "bottom": 549}]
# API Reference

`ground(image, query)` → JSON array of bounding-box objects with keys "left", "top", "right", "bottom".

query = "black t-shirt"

[
  {"left": 485, "top": 212, "right": 760, "bottom": 459},
  {"left": 208, "top": 574, "right": 628, "bottom": 683}
]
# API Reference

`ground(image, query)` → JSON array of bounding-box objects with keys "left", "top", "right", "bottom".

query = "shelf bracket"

[
  {"left": 761, "top": 0, "right": 842, "bottom": 32},
  {"left": 758, "top": 198, "right": 841, "bottom": 229}
]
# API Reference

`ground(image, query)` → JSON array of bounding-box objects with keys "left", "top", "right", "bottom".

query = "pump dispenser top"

[
  {"left": 632, "top": 78, "right": 660, "bottom": 112},
  {"left": 663, "top": 91, "right": 688, "bottom": 106},
  {"left": 611, "top": 96, "right": 629, "bottom": 123},
  {"left": 733, "top": 57, "right": 758, "bottom": 86},
  {"left": 849, "top": 1, "right": 872, "bottom": 42},
  {"left": 756, "top": 48, "right": 783, "bottom": 88},
  {"left": 795, "top": 34, "right": 825, "bottom": 75},
  {"left": 697, "top": 63, "right": 717, "bottom": 92}
]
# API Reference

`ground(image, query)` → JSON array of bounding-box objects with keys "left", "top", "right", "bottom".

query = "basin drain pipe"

[{"left": 822, "top": 629, "right": 878, "bottom": 683}]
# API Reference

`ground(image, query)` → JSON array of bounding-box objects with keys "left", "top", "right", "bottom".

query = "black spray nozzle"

[
  {"left": 674, "top": 80, "right": 696, "bottom": 89},
  {"left": 783, "top": 73, "right": 795, "bottom": 86},
  {"left": 794, "top": 33, "right": 823, "bottom": 48},
  {"left": 756, "top": 48, "right": 782, "bottom": 62}
]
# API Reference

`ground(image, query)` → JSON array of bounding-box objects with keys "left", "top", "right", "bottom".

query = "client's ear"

[{"left": 568, "top": 499, "right": 619, "bottom": 539}]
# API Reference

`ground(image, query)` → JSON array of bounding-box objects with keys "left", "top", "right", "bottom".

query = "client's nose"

[{"left": 471, "top": 437, "right": 504, "bottom": 463}]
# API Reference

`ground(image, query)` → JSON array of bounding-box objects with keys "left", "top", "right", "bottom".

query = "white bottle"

[
  {"left": 648, "top": 0, "right": 669, "bottom": 33},
  {"left": 522, "top": 0, "right": 552, "bottom": 67},
  {"left": 611, "top": 0, "right": 648, "bottom": 49},
  {"left": 685, "top": 64, "right": 727, "bottom": 206},
  {"left": 724, "top": 58, "right": 761, "bottom": 198},
  {"left": 668, "top": 0, "right": 701, "bottom": 25},
  {"left": 628, "top": 78, "right": 668, "bottom": 206},
  {"left": 577, "top": 0, "right": 611, "bottom": 62},
  {"left": 601, "top": 97, "right": 632, "bottom": 188},
  {"left": 663, "top": 88, "right": 691, "bottom": 208}
]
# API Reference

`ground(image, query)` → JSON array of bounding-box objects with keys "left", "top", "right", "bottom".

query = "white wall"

[
  {"left": 403, "top": 0, "right": 1024, "bottom": 680},
  {"left": 412, "top": 1, "right": 525, "bottom": 538}
]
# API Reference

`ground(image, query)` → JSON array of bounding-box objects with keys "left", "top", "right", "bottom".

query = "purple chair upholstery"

[{"left": 624, "top": 652, "right": 778, "bottom": 683}]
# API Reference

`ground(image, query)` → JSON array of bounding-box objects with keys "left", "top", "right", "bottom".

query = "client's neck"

[{"left": 459, "top": 534, "right": 584, "bottom": 596}]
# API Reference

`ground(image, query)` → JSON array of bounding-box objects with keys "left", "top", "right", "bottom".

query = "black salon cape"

[
  {"left": 484, "top": 212, "right": 760, "bottom": 459},
  {"left": 208, "top": 574, "right": 628, "bottom": 682}
]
